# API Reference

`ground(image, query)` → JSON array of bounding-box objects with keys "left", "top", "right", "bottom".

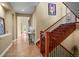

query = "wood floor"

[{"left": 4, "top": 33, "right": 42, "bottom": 57}]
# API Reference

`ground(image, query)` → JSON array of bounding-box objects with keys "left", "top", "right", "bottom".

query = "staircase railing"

[
  {"left": 49, "top": 32, "right": 74, "bottom": 57},
  {"left": 45, "top": 32, "right": 74, "bottom": 57},
  {"left": 40, "top": 12, "right": 76, "bottom": 56},
  {"left": 40, "top": 12, "right": 76, "bottom": 43},
  {"left": 44, "top": 12, "right": 76, "bottom": 33},
  {"left": 49, "top": 44, "right": 73, "bottom": 57}
]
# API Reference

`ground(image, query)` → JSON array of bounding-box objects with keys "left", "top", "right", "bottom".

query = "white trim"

[
  {"left": 35, "top": 38, "right": 40, "bottom": 45},
  {"left": 13, "top": 39, "right": 16, "bottom": 43},
  {"left": 0, "top": 33, "right": 11, "bottom": 39},
  {"left": 0, "top": 39, "right": 16, "bottom": 57},
  {"left": 0, "top": 43, "right": 13, "bottom": 57}
]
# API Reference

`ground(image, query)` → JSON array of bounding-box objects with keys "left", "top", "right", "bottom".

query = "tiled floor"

[{"left": 4, "top": 33, "right": 42, "bottom": 57}]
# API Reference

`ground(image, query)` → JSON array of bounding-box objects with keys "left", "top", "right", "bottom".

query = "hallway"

[
  {"left": 3, "top": 33, "right": 42, "bottom": 57},
  {"left": 0, "top": 2, "right": 79, "bottom": 57}
]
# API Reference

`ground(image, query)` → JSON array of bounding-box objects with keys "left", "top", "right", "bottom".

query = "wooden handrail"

[
  {"left": 43, "top": 13, "right": 69, "bottom": 32},
  {"left": 75, "top": 22, "right": 79, "bottom": 23}
]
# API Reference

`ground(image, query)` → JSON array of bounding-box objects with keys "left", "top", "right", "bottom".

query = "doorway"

[{"left": 17, "top": 16, "right": 30, "bottom": 38}]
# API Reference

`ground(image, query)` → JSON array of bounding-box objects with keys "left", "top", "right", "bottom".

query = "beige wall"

[
  {"left": 17, "top": 16, "right": 21, "bottom": 37},
  {"left": 61, "top": 28, "right": 79, "bottom": 54},
  {"left": 61, "top": 32, "right": 74, "bottom": 53},
  {"left": 71, "top": 29, "right": 79, "bottom": 54},
  {"left": 5, "top": 10, "right": 12, "bottom": 33},
  {"left": 31, "top": 13, "right": 37, "bottom": 42},
  {"left": 0, "top": 34, "right": 12, "bottom": 55},
  {"left": 31, "top": 2, "right": 68, "bottom": 43},
  {"left": 0, "top": 6, "right": 5, "bottom": 18},
  {"left": 0, "top": 4, "right": 17, "bottom": 55},
  {"left": 13, "top": 12, "right": 17, "bottom": 39}
]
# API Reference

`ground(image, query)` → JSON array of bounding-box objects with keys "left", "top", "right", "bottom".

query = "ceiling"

[
  {"left": 10, "top": 2, "right": 39, "bottom": 14},
  {"left": 64, "top": 2, "right": 79, "bottom": 18},
  {"left": 0, "top": 2, "right": 13, "bottom": 10}
]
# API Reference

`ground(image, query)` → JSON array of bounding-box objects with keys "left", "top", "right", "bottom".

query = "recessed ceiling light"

[
  {"left": 1, "top": 3, "right": 5, "bottom": 6},
  {"left": 21, "top": 9, "right": 24, "bottom": 11}
]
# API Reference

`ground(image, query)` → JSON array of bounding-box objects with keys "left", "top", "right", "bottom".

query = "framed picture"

[
  {"left": 48, "top": 3, "right": 56, "bottom": 15},
  {"left": 0, "top": 17, "right": 5, "bottom": 35}
]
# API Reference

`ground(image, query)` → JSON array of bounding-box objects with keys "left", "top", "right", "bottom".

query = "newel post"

[
  {"left": 45, "top": 32, "right": 50, "bottom": 57},
  {"left": 40, "top": 31, "right": 43, "bottom": 52}
]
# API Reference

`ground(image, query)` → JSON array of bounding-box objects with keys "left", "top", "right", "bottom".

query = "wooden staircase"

[
  {"left": 36, "top": 23, "right": 76, "bottom": 56},
  {"left": 51, "top": 23, "right": 76, "bottom": 43}
]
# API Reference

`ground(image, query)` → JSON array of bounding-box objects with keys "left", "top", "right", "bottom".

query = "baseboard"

[
  {"left": 35, "top": 38, "right": 40, "bottom": 45},
  {"left": 13, "top": 39, "right": 16, "bottom": 43},
  {"left": 0, "top": 42, "right": 13, "bottom": 57}
]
